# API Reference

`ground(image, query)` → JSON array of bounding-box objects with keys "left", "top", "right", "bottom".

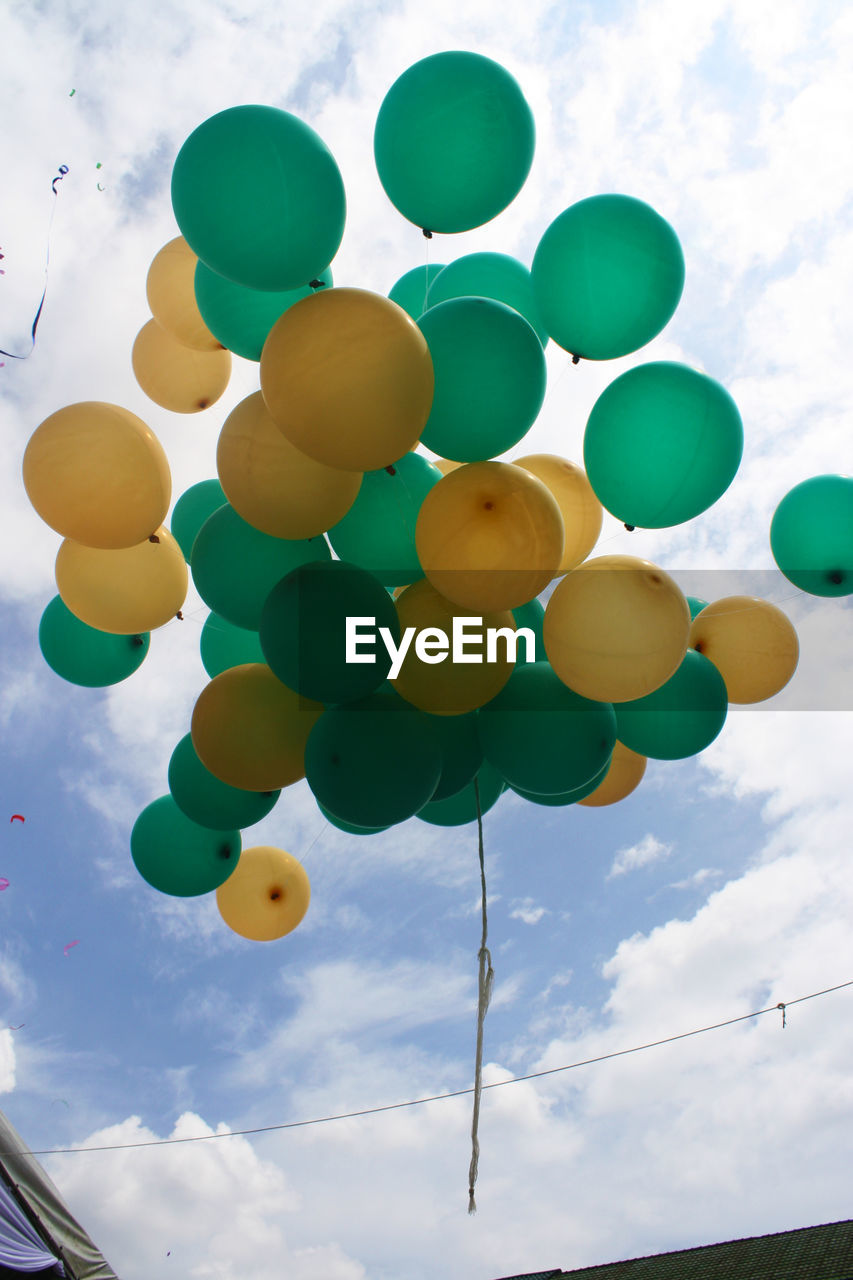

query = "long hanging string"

[
  {"left": 1, "top": 164, "right": 69, "bottom": 362},
  {"left": 468, "top": 777, "right": 494, "bottom": 1214}
]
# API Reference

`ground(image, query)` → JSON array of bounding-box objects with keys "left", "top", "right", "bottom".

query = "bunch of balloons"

[{"left": 24, "top": 50, "right": 849, "bottom": 943}]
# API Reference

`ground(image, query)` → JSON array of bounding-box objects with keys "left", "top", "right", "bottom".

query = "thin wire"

[
  {"left": 467, "top": 777, "right": 493, "bottom": 1214},
  {"left": 15, "top": 977, "right": 853, "bottom": 1159}
]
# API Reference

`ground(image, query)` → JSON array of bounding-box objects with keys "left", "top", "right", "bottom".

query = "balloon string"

[
  {"left": 1, "top": 164, "right": 69, "bottom": 362},
  {"left": 468, "top": 776, "right": 493, "bottom": 1215}
]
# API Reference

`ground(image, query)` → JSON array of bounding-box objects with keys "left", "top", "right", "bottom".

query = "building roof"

[{"left": 493, "top": 1218, "right": 853, "bottom": 1280}]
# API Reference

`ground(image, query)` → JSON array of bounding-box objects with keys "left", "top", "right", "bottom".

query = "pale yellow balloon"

[
  {"left": 146, "top": 236, "right": 222, "bottom": 351},
  {"left": 191, "top": 664, "right": 322, "bottom": 791},
  {"left": 514, "top": 453, "right": 602, "bottom": 573},
  {"left": 217, "top": 846, "right": 310, "bottom": 941},
  {"left": 391, "top": 579, "right": 515, "bottom": 715},
  {"left": 216, "top": 392, "right": 362, "bottom": 538},
  {"left": 55, "top": 526, "right": 187, "bottom": 634},
  {"left": 415, "top": 461, "right": 565, "bottom": 612},
  {"left": 260, "top": 288, "right": 434, "bottom": 472},
  {"left": 578, "top": 741, "right": 647, "bottom": 807},
  {"left": 544, "top": 555, "right": 690, "bottom": 703},
  {"left": 432, "top": 458, "right": 463, "bottom": 476},
  {"left": 132, "top": 318, "right": 231, "bottom": 413},
  {"left": 23, "top": 401, "right": 171, "bottom": 549},
  {"left": 689, "top": 596, "right": 799, "bottom": 703}
]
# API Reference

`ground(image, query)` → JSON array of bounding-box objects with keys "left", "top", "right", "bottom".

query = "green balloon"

[
  {"left": 328, "top": 452, "right": 440, "bottom": 586},
  {"left": 305, "top": 691, "right": 442, "bottom": 828},
  {"left": 532, "top": 194, "right": 685, "bottom": 360},
  {"left": 770, "top": 475, "right": 853, "bottom": 597},
  {"left": 195, "top": 264, "right": 333, "bottom": 361},
  {"left": 511, "top": 599, "right": 545, "bottom": 664},
  {"left": 260, "top": 560, "right": 399, "bottom": 703},
  {"left": 130, "top": 795, "right": 241, "bottom": 897},
  {"left": 170, "top": 479, "right": 226, "bottom": 561},
  {"left": 191, "top": 504, "right": 330, "bottom": 629},
  {"left": 417, "top": 298, "right": 546, "bottom": 461},
  {"left": 171, "top": 105, "right": 346, "bottom": 291},
  {"left": 388, "top": 264, "right": 446, "bottom": 319},
  {"left": 423, "top": 711, "right": 483, "bottom": 802},
  {"left": 200, "top": 613, "right": 265, "bottom": 677},
  {"left": 374, "top": 52, "right": 535, "bottom": 234},
  {"left": 478, "top": 660, "right": 616, "bottom": 795},
  {"left": 317, "top": 802, "right": 390, "bottom": 836},
  {"left": 687, "top": 596, "right": 709, "bottom": 621},
  {"left": 38, "top": 595, "right": 149, "bottom": 687},
  {"left": 615, "top": 649, "right": 728, "bottom": 760},
  {"left": 168, "top": 735, "right": 279, "bottom": 831},
  {"left": 583, "top": 362, "right": 743, "bottom": 528},
  {"left": 510, "top": 759, "right": 609, "bottom": 806},
  {"left": 416, "top": 762, "right": 505, "bottom": 827},
  {"left": 426, "top": 253, "right": 548, "bottom": 346}
]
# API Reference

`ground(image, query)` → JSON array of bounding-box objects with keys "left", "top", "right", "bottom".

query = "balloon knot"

[
  {"left": 148, "top": 533, "right": 160, "bottom": 543},
  {"left": 176, "top": 611, "right": 184, "bottom": 621},
  {"left": 829, "top": 569, "right": 844, "bottom": 584},
  {"left": 571, "top": 353, "right": 581, "bottom": 364},
  {"left": 422, "top": 229, "right": 433, "bottom": 239},
  {"left": 308, "top": 279, "right": 326, "bottom": 289},
  {"left": 131, "top": 635, "right": 145, "bottom": 647},
  {"left": 624, "top": 524, "right": 635, "bottom": 532},
  {"left": 385, "top": 465, "right": 397, "bottom": 476}
]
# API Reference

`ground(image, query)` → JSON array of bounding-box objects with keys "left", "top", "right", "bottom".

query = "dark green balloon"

[
  {"left": 583, "top": 362, "right": 743, "bottom": 528},
  {"left": 417, "top": 298, "right": 547, "bottom": 462},
  {"left": 416, "top": 762, "right": 505, "bottom": 827},
  {"left": 328, "top": 452, "right": 440, "bottom": 586},
  {"left": 374, "top": 52, "right": 535, "bottom": 234},
  {"left": 423, "top": 710, "right": 483, "bottom": 802},
  {"left": 532, "top": 194, "right": 685, "bottom": 360},
  {"left": 305, "top": 691, "right": 442, "bottom": 828},
  {"left": 388, "top": 264, "right": 446, "bottom": 319},
  {"left": 687, "top": 596, "right": 709, "bottom": 621},
  {"left": 317, "top": 801, "right": 390, "bottom": 836},
  {"left": 770, "top": 475, "right": 853, "bottom": 597},
  {"left": 168, "top": 734, "right": 279, "bottom": 830},
  {"left": 511, "top": 599, "right": 545, "bottom": 664},
  {"left": 260, "top": 560, "right": 399, "bottom": 703},
  {"left": 615, "top": 649, "right": 728, "bottom": 760},
  {"left": 170, "top": 480, "right": 226, "bottom": 561},
  {"left": 426, "top": 253, "right": 548, "bottom": 346},
  {"left": 191, "top": 503, "right": 330, "bottom": 629},
  {"left": 200, "top": 613, "right": 265, "bottom": 677},
  {"left": 38, "top": 596, "right": 149, "bottom": 687},
  {"left": 510, "top": 758, "right": 609, "bottom": 806},
  {"left": 478, "top": 660, "right": 616, "bottom": 795},
  {"left": 171, "top": 105, "right": 346, "bottom": 290},
  {"left": 130, "top": 795, "right": 241, "bottom": 897},
  {"left": 195, "top": 264, "right": 333, "bottom": 361}
]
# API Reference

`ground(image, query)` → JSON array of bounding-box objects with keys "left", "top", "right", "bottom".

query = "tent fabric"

[
  {"left": 0, "top": 1181, "right": 63, "bottom": 1274},
  {"left": 0, "top": 1111, "right": 118, "bottom": 1280}
]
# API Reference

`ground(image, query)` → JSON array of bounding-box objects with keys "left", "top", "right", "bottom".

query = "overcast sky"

[{"left": 2, "top": 2, "right": 853, "bottom": 1278}]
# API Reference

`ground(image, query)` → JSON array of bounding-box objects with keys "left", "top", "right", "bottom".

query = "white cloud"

[
  {"left": 509, "top": 898, "right": 549, "bottom": 925},
  {"left": 608, "top": 834, "right": 674, "bottom": 879}
]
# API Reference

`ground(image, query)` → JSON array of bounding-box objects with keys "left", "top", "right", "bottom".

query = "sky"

[{"left": 2, "top": 1, "right": 853, "bottom": 1277}]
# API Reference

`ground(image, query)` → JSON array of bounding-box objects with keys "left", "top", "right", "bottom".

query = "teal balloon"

[
  {"left": 195, "top": 264, "right": 333, "bottom": 361},
  {"left": 423, "top": 711, "right": 483, "bottom": 802},
  {"left": 770, "top": 475, "right": 853, "bottom": 597},
  {"left": 510, "top": 759, "right": 609, "bottom": 806},
  {"left": 191, "top": 504, "right": 330, "bottom": 629},
  {"left": 687, "top": 596, "right": 709, "bottom": 621},
  {"left": 388, "top": 264, "right": 446, "bottom": 319},
  {"left": 260, "top": 560, "right": 399, "bottom": 703},
  {"left": 426, "top": 253, "right": 548, "bottom": 346},
  {"left": 615, "top": 649, "right": 728, "bottom": 760},
  {"left": 317, "top": 802, "right": 390, "bottom": 836},
  {"left": 511, "top": 599, "right": 544, "bottom": 664},
  {"left": 583, "top": 362, "right": 743, "bottom": 528},
  {"left": 38, "top": 595, "right": 149, "bottom": 687},
  {"left": 416, "top": 762, "right": 505, "bottom": 827},
  {"left": 305, "top": 691, "right": 442, "bottom": 828},
  {"left": 168, "top": 735, "right": 279, "bottom": 831},
  {"left": 130, "top": 795, "right": 240, "bottom": 897},
  {"left": 478, "top": 661, "right": 616, "bottom": 795},
  {"left": 417, "top": 298, "right": 546, "bottom": 461},
  {"left": 170, "top": 480, "right": 226, "bottom": 561},
  {"left": 328, "top": 453, "right": 440, "bottom": 586},
  {"left": 532, "top": 194, "right": 685, "bottom": 360},
  {"left": 374, "top": 52, "right": 535, "bottom": 234},
  {"left": 171, "top": 105, "right": 346, "bottom": 291},
  {"left": 200, "top": 613, "right": 265, "bottom": 677}
]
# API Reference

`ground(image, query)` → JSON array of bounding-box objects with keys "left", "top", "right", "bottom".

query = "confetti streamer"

[
  {"left": 0, "top": 879, "right": 9, "bottom": 891},
  {"left": 10, "top": 814, "right": 25, "bottom": 823},
  {"left": 63, "top": 940, "right": 79, "bottom": 956},
  {"left": 1, "top": 165, "right": 69, "bottom": 362}
]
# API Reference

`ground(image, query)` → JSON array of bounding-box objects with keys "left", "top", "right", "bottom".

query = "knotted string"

[{"left": 468, "top": 777, "right": 493, "bottom": 1214}]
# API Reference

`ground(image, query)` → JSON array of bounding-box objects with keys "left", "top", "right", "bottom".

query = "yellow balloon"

[
  {"left": 23, "top": 402, "right": 171, "bottom": 549},
  {"left": 55, "top": 526, "right": 187, "bottom": 634},
  {"left": 146, "top": 236, "right": 222, "bottom": 352},
  {"left": 689, "top": 596, "right": 799, "bottom": 703},
  {"left": 217, "top": 392, "right": 362, "bottom": 538},
  {"left": 132, "top": 318, "right": 231, "bottom": 414},
  {"left": 391, "top": 579, "right": 515, "bottom": 715},
  {"left": 415, "top": 461, "right": 564, "bottom": 612},
  {"left": 514, "top": 453, "right": 602, "bottom": 573},
  {"left": 217, "top": 846, "right": 310, "bottom": 941},
  {"left": 578, "top": 740, "right": 647, "bottom": 807},
  {"left": 544, "top": 555, "right": 690, "bottom": 702},
  {"left": 260, "top": 288, "right": 434, "bottom": 472},
  {"left": 191, "top": 663, "right": 322, "bottom": 791},
  {"left": 432, "top": 458, "right": 463, "bottom": 476}
]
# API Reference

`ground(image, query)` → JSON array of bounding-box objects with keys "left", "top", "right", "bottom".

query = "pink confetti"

[
  {"left": 0, "top": 879, "right": 9, "bottom": 891},
  {"left": 63, "top": 940, "right": 79, "bottom": 957}
]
